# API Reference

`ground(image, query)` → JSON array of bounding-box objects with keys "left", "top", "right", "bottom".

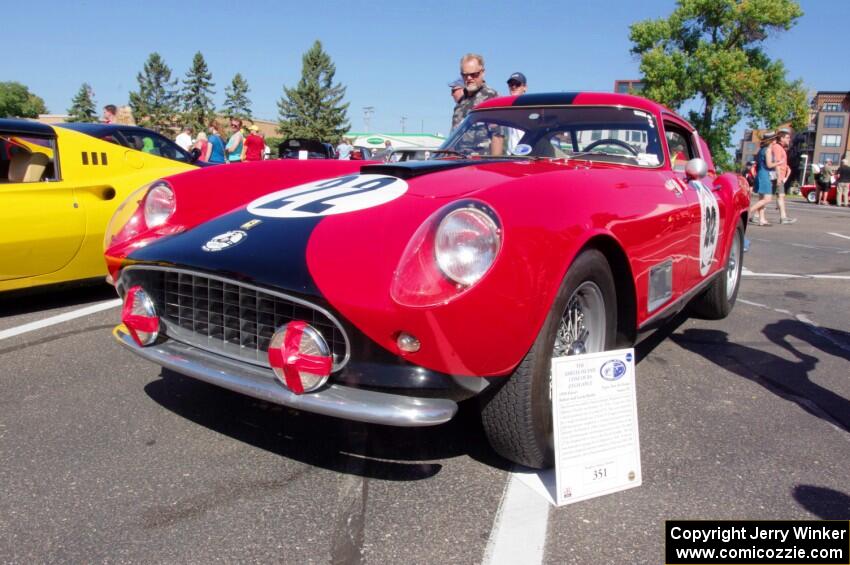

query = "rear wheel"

[
  {"left": 690, "top": 221, "right": 744, "bottom": 319},
  {"left": 480, "top": 249, "right": 617, "bottom": 468},
  {"left": 806, "top": 191, "right": 817, "bottom": 203}
]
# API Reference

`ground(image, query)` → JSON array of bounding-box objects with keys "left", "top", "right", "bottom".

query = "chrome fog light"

[
  {"left": 268, "top": 322, "right": 332, "bottom": 394},
  {"left": 121, "top": 285, "right": 159, "bottom": 346}
]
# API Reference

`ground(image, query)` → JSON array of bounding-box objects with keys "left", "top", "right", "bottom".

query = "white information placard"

[{"left": 551, "top": 348, "right": 641, "bottom": 506}]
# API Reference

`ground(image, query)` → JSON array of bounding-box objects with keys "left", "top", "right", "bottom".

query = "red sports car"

[
  {"left": 799, "top": 183, "right": 837, "bottom": 204},
  {"left": 105, "top": 92, "right": 749, "bottom": 468}
]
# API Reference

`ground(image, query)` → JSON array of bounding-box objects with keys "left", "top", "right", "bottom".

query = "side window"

[
  {"left": 121, "top": 130, "right": 189, "bottom": 162},
  {"left": 1, "top": 135, "right": 59, "bottom": 183},
  {"left": 665, "top": 126, "right": 695, "bottom": 172}
]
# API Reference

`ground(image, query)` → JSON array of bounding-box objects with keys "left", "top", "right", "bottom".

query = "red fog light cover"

[
  {"left": 122, "top": 286, "right": 159, "bottom": 346},
  {"left": 268, "top": 322, "right": 332, "bottom": 394}
]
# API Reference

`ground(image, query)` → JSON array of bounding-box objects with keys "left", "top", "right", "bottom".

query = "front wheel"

[
  {"left": 806, "top": 191, "right": 817, "bottom": 203},
  {"left": 690, "top": 221, "right": 744, "bottom": 319},
  {"left": 480, "top": 249, "right": 617, "bottom": 468}
]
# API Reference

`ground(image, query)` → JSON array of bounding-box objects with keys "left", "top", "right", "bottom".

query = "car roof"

[
  {"left": 0, "top": 118, "right": 55, "bottom": 137},
  {"left": 56, "top": 122, "right": 162, "bottom": 136},
  {"left": 475, "top": 92, "right": 686, "bottom": 123}
]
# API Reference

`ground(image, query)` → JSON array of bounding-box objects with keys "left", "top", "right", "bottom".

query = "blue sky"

[{"left": 5, "top": 0, "right": 848, "bottom": 138}]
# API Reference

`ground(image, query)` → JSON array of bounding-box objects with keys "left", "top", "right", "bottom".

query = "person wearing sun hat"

[{"left": 242, "top": 124, "right": 265, "bottom": 162}]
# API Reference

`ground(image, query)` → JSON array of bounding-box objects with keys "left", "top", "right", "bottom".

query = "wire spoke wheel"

[
  {"left": 554, "top": 281, "right": 606, "bottom": 358},
  {"left": 480, "top": 250, "right": 616, "bottom": 468},
  {"left": 726, "top": 230, "right": 741, "bottom": 300}
]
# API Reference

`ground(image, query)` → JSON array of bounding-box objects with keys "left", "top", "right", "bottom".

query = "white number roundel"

[
  {"left": 692, "top": 180, "right": 720, "bottom": 276},
  {"left": 247, "top": 174, "right": 408, "bottom": 218}
]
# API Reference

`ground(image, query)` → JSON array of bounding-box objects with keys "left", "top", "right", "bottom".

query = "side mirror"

[{"left": 685, "top": 158, "right": 708, "bottom": 180}]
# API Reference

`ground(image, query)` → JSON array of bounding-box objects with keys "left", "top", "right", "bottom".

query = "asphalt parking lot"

[{"left": 1, "top": 199, "right": 848, "bottom": 564}]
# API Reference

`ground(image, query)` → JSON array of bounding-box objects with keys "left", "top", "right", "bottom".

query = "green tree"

[
  {"left": 630, "top": 0, "right": 808, "bottom": 170},
  {"left": 223, "top": 73, "right": 252, "bottom": 120},
  {"left": 181, "top": 52, "right": 216, "bottom": 132},
  {"left": 0, "top": 82, "right": 48, "bottom": 118},
  {"left": 67, "top": 83, "right": 98, "bottom": 122},
  {"left": 277, "top": 40, "right": 349, "bottom": 142},
  {"left": 128, "top": 52, "right": 180, "bottom": 132}
]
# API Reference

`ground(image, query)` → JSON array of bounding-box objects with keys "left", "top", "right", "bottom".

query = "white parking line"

[
  {"left": 828, "top": 232, "right": 850, "bottom": 241},
  {"left": 0, "top": 299, "right": 121, "bottom": 341},
  {"left": 482, "top": 471, "right": 549, "bottom": 565},
  {"left": 742, "top": 268, "right": 850, "bottom": 280}
]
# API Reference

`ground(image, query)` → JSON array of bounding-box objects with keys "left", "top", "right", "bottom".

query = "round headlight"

[
  {"left": 144, "top": 182, "right": 175, "bottom": 228},
  {"left": 435, "top": 208, "right": 501, "bottom": 286}
]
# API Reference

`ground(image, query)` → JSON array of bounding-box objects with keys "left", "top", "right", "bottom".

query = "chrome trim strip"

[
  {"left": 118, "top": 265, "right": 351, "bottom": 370},
  {"left": 114, "top": 326, "right": 457, "bottom": 427}
]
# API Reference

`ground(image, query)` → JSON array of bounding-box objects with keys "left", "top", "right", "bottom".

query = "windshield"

[{"left": 440, "top": 106, "right": 664, "bottom": 167}]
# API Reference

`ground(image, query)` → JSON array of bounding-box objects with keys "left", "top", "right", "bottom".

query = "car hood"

[{"left": 125, "top": 158, "right": 587, "bottom": 296}]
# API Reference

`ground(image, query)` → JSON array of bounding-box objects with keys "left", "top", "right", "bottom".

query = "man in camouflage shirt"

[{"left": 451, "top": 53, "right": 504, "bottom": 154}]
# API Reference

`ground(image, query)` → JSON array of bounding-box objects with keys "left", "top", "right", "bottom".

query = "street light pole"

[
  {"left": 800, "top": 153, "right": 809, "bottom": 185},
  {"left": 363, "top": 106, "right": 374, "bottom": 132},
  {"left": 400, "top": 115, "right": 407, "bottom": 134}
]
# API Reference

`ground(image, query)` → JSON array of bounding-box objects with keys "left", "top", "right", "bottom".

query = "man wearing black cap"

[
  {"left": 505, "top": 72, "right": 528, "bottom": 153},
  {"left": 507, "top": 72, "right": 527, "bottom": 96}
]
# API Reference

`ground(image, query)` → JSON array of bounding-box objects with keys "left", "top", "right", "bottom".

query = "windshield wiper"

[
  {"left": 565, "top": 150, "right": 639, "bottom": 161},
  {"left": 432, "top": 151, "right": 537, "bottom": 161}
]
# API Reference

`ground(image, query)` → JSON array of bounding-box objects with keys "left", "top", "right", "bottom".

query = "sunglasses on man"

[{"left": 461, "top": 70, "right": 483, "bottom": 79}]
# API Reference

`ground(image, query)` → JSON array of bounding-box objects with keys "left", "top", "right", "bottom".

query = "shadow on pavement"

[
  {"left": 145, "top": 369, "right": 510, "bottom": 481},
  {"left": 793, "top": 485, "right": 850, "bottom": 519},
  {"left": 0, "top": 281, "right": 115, "bottom": 318},
  {"left": 672, "top": 328, "right": 850, "bottom": 432},
  {"left": 763, "top": 319, "right": 850, "bottom": 365}
]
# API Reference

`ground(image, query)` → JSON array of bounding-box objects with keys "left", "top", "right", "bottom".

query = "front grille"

[{"left": 121, "top": 267, "right": 348, "bottom": 369}]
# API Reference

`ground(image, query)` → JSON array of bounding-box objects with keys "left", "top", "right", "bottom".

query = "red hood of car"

[{"left": 160, "top": 158, "right": 599, "bottom": 231}]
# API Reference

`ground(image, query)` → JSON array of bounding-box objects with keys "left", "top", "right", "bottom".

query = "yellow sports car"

[{"left": 0, "top": 119, "right": 200, "bottom": 292}]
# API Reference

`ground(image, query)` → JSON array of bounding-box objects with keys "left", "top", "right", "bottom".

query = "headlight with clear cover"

[
  {"left": 435, "top": 208, "right": 501, "bottom": 286},
  {"left": 391, "top": 201, "right": 502, "bottom": 307}
]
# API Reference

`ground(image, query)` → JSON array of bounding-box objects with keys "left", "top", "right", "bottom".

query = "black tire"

[
  {"left": 480, "top": 249, "right": 617, "bottom": 469},
  {"left": 690, "top": 221, "right": 744, "bottom": 319},
  {"left": 806, "top": 191, "right": 817, "bottom": 203}
]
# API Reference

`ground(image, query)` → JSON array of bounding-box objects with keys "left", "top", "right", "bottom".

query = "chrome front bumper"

[{"left": 114, "top": 326, "right": 458, "bottom": 427}]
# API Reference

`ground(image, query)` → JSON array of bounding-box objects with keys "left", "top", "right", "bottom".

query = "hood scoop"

[{"left": 361, "top": 159, "right": 503, "bottom": 179}]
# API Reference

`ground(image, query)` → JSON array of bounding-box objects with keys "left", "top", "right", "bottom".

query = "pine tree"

[
  {"left": 223, "top": 73, "right": 252, "bottom": 120},
  {"left": 67, "top": 83, "right": 98, "bottom": 122},
  {"left": 128, "top": 52, "right": 180, "bottom": 132},
  {"left": 277, "top": 41, "right": 349, "bottom": 142},
  {"left": 181, "top": 52, "right": 216, "bottom": 133}
]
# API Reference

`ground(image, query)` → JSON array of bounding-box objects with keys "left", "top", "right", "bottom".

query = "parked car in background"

[
  {"left": 0, "top": 119, "right": 198, "bottom": 292},
  {"left": 105, "top": 92, "right": 749, "bottom": 468},
  {"left": 278, "top": 139, "right": 336, "bottom": 159},
  {"left": 58, "top": 123, "right": 209, "bottom": 167},
  {"left": 799, "top": 183, "right": 837, "bottom": 204},
  {"left": 350, "top": 146, "right": 373, "bottom": 160}
]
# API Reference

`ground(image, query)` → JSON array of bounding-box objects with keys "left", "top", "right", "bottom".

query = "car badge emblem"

[
  {"left": 240, "top": 219, "right": 262, "bottom": 230},
  {"left": 202, "top": 230, "right": 247, "bottom": 252}
]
